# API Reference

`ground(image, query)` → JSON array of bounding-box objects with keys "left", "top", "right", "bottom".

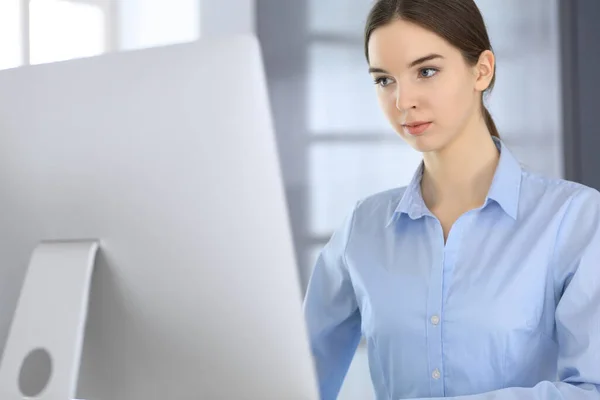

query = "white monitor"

[{"left": 0, "top": 36, "right": 318, "bottom": 400}]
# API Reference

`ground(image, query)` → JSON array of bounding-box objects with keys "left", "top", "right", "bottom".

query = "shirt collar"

[
  {"left": 386, "top": 137, "right": 522, "bottom": 227},
  {"left": 485, "top": 137, "right": 522, "bottom": 219}
]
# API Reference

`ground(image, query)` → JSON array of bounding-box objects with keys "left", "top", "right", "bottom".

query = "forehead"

[{"left": 368, "top": 19, "right": 459, "bottom": 68}]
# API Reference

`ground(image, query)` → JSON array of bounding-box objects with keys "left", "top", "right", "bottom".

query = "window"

[
  {"left": 0, "top": 0, "right": 201, "bottom": 68},
  {"left": 0, "top": 0, "right": 113, "bottom": 70},
  {"left": 0, "top": 1, "right": 23, "bottom": 70},
  {"left": 117, "top": 0, "right": 199, "bottom": 51},
  {"left": 308, "top": 142, "right": 421, "bottom": 237},
  {"left": 307, "top": 43, "right": 393, "bottom": 136},
  {"left": 475, "top": 0, "right": 563, "bottom": 177},
  {"left": 29, "top": 0, "right": 108, "bottom": 65}
]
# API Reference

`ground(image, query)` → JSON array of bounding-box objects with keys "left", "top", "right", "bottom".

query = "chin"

[{"left": 398, "top": 131, "right": 446, "bottom": 153}]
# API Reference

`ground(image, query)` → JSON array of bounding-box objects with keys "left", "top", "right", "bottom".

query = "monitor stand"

[{"left": 0, "top": 240, "right": 99, "bottom": 400}]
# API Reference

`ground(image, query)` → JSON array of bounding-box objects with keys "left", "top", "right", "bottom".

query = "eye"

[
  {"left": 419, "top": 67, "right": 439, "bottom": 79},
  {"left": 373, "top": 76, "right": 394, "bottom": 88}
]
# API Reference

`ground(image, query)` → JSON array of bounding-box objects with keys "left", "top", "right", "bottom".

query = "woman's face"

[{"left": 367, "top": 19, "right": 493, "bottom": 153}]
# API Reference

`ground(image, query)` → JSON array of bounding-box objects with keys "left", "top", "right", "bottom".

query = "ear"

[{"left": 474, "top": 50, "right": 495, "bottom": 92}]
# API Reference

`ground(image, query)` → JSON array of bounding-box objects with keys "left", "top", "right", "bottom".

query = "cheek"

[
  {"left": 376, "top": 89, "right": 398, "bottom": 120},
  {"left": 428, "top": 79, "right": 473, "bottom": 125}
]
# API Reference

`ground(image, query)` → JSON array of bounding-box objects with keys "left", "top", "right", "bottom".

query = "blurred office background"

[{"left": 0, "top": 1, "right": 597, "bottom": 399}]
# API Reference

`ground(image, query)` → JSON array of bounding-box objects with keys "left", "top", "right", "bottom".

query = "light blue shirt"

[{"left": 303, "top": 138, "right": 600, "bottom": 400}]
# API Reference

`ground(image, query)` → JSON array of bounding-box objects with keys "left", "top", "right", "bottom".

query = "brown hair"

[{"left": 364, "top": 0, "right": 500, "bottom": 138}]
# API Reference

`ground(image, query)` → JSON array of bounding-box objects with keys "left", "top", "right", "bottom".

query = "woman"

[{"left": 303, "top": 1, "right": 600, "bottom": 399}]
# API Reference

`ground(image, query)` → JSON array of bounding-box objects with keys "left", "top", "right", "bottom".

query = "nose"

[{"left": 395, "top": 85, "right": 417, "bottom": 112}]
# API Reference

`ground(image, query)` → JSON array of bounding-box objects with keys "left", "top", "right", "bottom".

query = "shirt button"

[
  {"left": 432, "top": 369, "right": 441, "bottom": 380},
  {"left": 430, "top": 315, "right": 440, "bottom": 325}
]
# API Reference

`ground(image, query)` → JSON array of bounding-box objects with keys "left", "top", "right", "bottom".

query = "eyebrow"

[{"left": 368, "top": 53, "right": 444, "bottom": 74}]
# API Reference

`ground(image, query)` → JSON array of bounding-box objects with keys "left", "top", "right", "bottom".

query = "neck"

[{"left": 421, "top": 123, "right": 500, "bottom": 211}]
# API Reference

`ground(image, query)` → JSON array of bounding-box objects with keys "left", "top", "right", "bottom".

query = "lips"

[{"left": 402, "top": 121, "right": 432, "bottom": 136}]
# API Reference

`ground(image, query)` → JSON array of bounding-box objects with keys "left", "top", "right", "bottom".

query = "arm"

[
  {"left": 414, "top": 188, "right": 600, "bottom": 400},
  {"left": 303, "top": 204, "right": 362, "bottom": 400}
]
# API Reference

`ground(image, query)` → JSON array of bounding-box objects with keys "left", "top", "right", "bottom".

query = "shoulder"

[
  {"left": 522, "top": 171, "right": 600, "bottom": 285},
  {"left": 323, "top": 187, "right": 405, "bottom": 258},
  {"left": 519, "top": 170, "right": 600, "bottom": 265},
  {"left": 519, "top": 169, "right": 600, "bottom": 213},
  {"left": 343, "top": 186, "right": 407, "bottom": 234}
]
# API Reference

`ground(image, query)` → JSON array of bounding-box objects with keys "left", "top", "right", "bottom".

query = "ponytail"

[{"left": 483, "top": 106, "right": 500, "bottom": 139}]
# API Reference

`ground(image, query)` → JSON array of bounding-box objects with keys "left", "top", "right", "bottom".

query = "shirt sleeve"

[
  {"left": 302, "top": 203, "right": 362, "bottom": 400},
  {"left": 413, "top": 187, "right": 600, "bottom": 399}
]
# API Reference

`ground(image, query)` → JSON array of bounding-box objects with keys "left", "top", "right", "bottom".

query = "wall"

[
  {"left": 199, "top": 0, "right": 255, "bottom": 36},
  {"left": 561, "top": 0, "right": 600, "bottom": 190}
]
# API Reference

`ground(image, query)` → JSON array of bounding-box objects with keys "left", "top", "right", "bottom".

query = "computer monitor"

[{"left": 0, "top": 36, "right": 319, "bottom": 399}]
